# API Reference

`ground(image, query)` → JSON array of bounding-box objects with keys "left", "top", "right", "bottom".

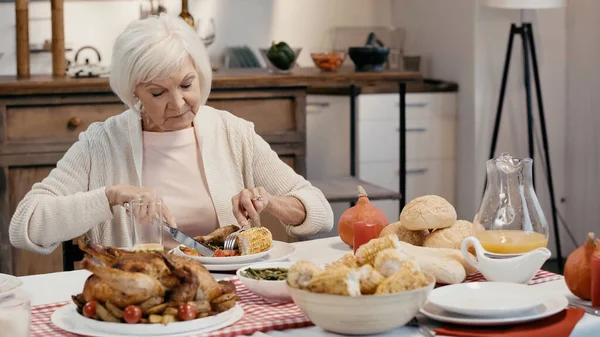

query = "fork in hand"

[{"left": 223, "top": 224, "right": 250, "bottom": 251}]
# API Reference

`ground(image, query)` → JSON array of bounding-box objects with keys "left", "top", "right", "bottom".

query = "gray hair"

[{"left": 109, "top": 14, "right": 212, "bottom": 110}]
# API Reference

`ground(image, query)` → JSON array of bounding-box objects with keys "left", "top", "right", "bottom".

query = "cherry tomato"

[
  {"left": 214, "top": 249, "right": 239, "bottom": 257},
  {"left": 123, "top": 305, "right": 142, "bottom": 324},
  {"left": 177, "top": 303, "right": 197, "bottom": 321},
  {"left": 214, "top": 250, "right": 226, "bottom": 257},
  {"left": 83, "top": 301, "right": 97, "bottom": 318}
]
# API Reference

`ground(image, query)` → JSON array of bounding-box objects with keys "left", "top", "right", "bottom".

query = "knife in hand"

[{"left": 161, "top": 223, "right": 216, "bottom": 257}]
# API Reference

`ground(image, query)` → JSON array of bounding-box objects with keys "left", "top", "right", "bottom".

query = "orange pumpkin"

[
  {"left": 338, "top": 186, "right": 389, "bottom": 247},
  {"left": 564, "top": 232, "right": 600, "bottom": 300}
]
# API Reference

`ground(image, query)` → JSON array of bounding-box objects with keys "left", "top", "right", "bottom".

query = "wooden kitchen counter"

[
  {"left": 0, "top": 67, "right": 422, "bottom": 277},
  {"left": 0, "top": 67, "right": 422, "bottom": 96}
]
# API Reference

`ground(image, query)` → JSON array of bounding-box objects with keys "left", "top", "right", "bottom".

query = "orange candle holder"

[
  {"left": 592, "top": 253, "right": 600, "bottom": 308},
  {"left": 353, "top": 222, "right": 379, "bottom": 254}
]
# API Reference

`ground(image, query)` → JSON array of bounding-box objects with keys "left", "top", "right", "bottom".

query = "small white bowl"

[
  {"left": 287, "top": 273, "right": 436, "bottom": 335},
  {"left": 236, "top": 262, "right": 293, "bottom": 303}
]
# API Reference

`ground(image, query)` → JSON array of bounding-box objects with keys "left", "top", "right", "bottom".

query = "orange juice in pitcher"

[
  {"left": 476, "top": 230, "right": 548, "bottom": 254},
  {"left": 473, "top": 153, "right": 549, "bottom": 255}
]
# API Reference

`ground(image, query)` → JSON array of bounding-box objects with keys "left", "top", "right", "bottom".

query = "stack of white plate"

[
  {"left": 0, "top": 273, "right": 23, "bottom": 300},
  {"left": 420, "top": 282, "right": 568, "bottom": 326}
]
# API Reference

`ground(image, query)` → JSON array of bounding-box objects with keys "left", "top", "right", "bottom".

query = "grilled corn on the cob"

[
  {"left": 357, "top": 265, "right": 385, "bottom": 295},
  {"left": 307, "top": 266, "right": 361, "bottom": 296},
  {"left": 373, "top": 248, "right": 419, "bottom": 277},
  {"left": 355, "top": 234, "right": 402, "bottom": 266},
  {"left": 325, "top": 252, "right": 358, "bottom": 270},
  {"left": 287, "top": 261, "right": 323, "bottom": 289},
  {"left": 236, "top": 227, "right": 273, "bottom": 255},
  {"left": 374, "top": 267, "right": 429, "bottom": 295}
]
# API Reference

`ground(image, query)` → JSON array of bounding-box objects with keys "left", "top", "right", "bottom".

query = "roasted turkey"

[{"left": 76, "top": 237, "right": 233, "bottom": 310}]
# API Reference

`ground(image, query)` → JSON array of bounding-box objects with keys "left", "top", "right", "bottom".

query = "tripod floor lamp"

[{"left": 483, "top": 0, "right": 566, "bottom": 271}]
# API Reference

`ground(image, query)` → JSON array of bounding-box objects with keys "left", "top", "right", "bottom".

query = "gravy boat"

[{"left": 461, "top": 236, "right": 551, "bottom": 284}]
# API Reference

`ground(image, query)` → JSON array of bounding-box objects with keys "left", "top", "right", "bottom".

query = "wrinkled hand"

[
  {"left": 105, "top": 184, "right": 176, "bottom": 228},
  {"left": 231, "top": 187, "right": 271, "bottom": 227}
]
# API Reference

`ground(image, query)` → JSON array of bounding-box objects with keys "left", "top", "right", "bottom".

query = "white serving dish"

[
  {"left": 51, "top": 303, "right": 243, "bottom": 336},
  {"left": 461, "top": 236, "right": 551, "bottom": 284},
  {"left": 427, "top": 282, "right": 547, "bottom": 317},
  {"left": 287, "top": 273, "right": 435, "bottom": 335},
  {"left": 236, "top": 262, "right": 293, "bottom": 303}
]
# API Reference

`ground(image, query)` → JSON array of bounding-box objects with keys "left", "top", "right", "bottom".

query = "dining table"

[{"left": 18, "top": 236, "right": 600, "bottom": 337}]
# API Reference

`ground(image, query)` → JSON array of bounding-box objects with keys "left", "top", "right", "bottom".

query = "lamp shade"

[{"left": 483, "top": 0, "right": 566, "bottom": 9}]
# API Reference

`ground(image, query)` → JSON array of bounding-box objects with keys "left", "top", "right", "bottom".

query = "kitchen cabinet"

[
  {"left": 306, "top": 91, "right": 458, "bottom": 227},
  {"left": 358, "top": 92, "right": 458, "bottom": 222}
]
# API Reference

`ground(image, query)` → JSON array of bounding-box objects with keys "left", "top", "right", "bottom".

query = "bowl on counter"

[
  {"left": 287, "top": 273, "right": 435, "bottom": 335},
  {"left": 310, "top": 51, "right": 346, "bottom": 72},
  {"left": 348, "top": 46, "right": 390, "bottom": 72},
  {"left": 259, "top": 48, "right": 302, "bottom": 74},
  {"left": 236, "top": 262, "right": 293, "bottom": 303}
]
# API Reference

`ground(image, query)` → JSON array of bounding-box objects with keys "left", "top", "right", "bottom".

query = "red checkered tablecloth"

[
  {"left": 29, "top": 271, "right": 564, "bottom": 337},
  {"left": 30, "top": 278, "right": 313, "bottom": 337},
  {"left": 464, "top": 269, "right": 563, "bottom": 285}
]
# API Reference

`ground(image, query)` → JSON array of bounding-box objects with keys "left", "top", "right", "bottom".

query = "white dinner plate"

[
  {"left": 51, "top": 303, "right": 243, "bottom": 337},
  {"left": 173, "top": 245, "right": 273, "bottom": 264},
  {"left": 0, "top": 273, "right": 23, "bottom": 299},
  {"left": 427, "top": 282, "right": 547, "bottom": 317},
  {"left": 420, "top": 292, "right": 568, "bottom": 326},
  {"left": 170, "top": 241, "right": 296, "bottom": 272}
]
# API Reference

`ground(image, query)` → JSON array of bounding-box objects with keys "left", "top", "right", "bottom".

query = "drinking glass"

[
  {"left": 0, "top": 291, "right": 31, "bottom": 337},
  {"left": 125, "top": 199, "right": 164, "bottom": 252}
]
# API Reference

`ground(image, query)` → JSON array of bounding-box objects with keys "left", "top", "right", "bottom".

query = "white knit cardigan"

[{"left": 9, "top": 106, "right": 334, "bottom": 254}]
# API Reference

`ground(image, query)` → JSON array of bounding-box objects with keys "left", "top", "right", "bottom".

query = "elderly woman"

[{"left": 9, "top": 14, "right": 333, "bottom": 253}]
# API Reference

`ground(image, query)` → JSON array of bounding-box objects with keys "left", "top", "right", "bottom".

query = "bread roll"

[
  {"left": 415, "top": 255, "right": 466, "bottom": 284},
  {"left": 379, "top": 221, "right": 429, "bottom": 246},
  {"left": 423, "top": 220, "right": 475, "bottom": 250},
  {"left": 398, "top": 241, "right": 478, "bottom": 276},
  {"left": 400, "top": 195, "right": 457, "bottom": 230}
]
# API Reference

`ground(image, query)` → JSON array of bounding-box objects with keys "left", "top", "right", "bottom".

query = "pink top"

[{"left": 142, "top": 127, "right": 219, "bottom": 250}]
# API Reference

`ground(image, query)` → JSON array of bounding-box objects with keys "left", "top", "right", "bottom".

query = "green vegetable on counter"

[
  {"left": 242, "top": 267, "right": 289, "bottom": 281},
  {"left": 266, "top": 41, "right": 296, "bottom": 70}
]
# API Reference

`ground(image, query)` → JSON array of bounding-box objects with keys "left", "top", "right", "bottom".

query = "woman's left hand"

[{"left": 231, "top": 187, "right": 271, "bottom": 227}]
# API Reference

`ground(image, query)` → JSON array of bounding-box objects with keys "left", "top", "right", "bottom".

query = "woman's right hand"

[{"left": 105, "top": 184, "right": 176, "bottom": 228}]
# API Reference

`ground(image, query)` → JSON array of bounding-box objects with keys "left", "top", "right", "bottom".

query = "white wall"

[
  {"left": 565, "top": 0, "right": 600, "bottom": 252},
  {"left": 0, "top": 0, "right": 392, "bottom": 75},
  {"left": 391, "top": 0, "right": 477, "bottom": 220},
  {"left": 392, "top": 0, "right": 569, "bottom": 257}
]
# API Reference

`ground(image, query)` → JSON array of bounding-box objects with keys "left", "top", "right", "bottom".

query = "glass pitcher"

[{"left": 473, "top": 153, "right": 549, "bottom": 255}]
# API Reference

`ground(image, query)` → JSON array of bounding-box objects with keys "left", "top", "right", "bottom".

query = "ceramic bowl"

[
  {"left": 287, "top": 273, "right": 435, "bottom": 335},
  {"left": 348, "top": 46, "right": 390, "bottom": 72},
  {"left": 236, "top": 262, "right": 293, "bottom": 302}
]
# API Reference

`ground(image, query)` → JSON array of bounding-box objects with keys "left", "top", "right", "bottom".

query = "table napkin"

[{"left": 434, "top": 308, "right": 585, "bottom": 337}]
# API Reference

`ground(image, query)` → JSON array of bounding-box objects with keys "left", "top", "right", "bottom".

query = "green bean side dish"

[{"left": 242, "top": 267, "right": 289, "bottom": 281}]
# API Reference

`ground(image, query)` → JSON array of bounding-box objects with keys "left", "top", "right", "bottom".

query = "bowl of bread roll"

[{"left": 380, "top": 194, "right": 482, "bottom": 284}]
